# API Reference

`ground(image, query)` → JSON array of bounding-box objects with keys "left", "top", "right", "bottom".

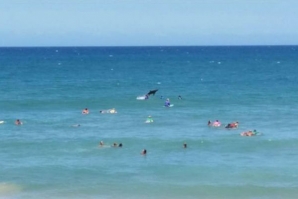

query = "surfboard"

[
  {"left": 164, "top": 104, "right": 174, "bottom": 108},
  {"left": 145, "top": 120, "right": 153, "bottom": 123},
  {"left": 136, "top": 96, "right": 146, "bottom": 100}
]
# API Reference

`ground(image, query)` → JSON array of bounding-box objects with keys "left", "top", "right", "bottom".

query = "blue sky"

[{"left": 1, "top": 0, "right": 297, "bottom": 46}]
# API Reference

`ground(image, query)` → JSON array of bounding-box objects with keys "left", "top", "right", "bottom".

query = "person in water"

[
  {"left": 109, "top": 108, "right": 117, "bottom": 114},
  {"left": 118, "top": 143, "right": 123, "bottom": 147},
  {"left": 145, "top": 94, "right": 149, "bottom": 100},
  {"left": 225, "top": 121, "right": 239, "bottom": 129},
  {"left": 178, "top": 95, "right": 182, "bottom": 100},
  {"left": 164, "top": 98, "right": 171, "bottom": 107},
  {"left": 146, "top": 116, "right": 154, "bottom": 123},
  {"left": 141, "top": 149, "right": 147, "bottom": 155},
  {"left": 183, "top": 143, "right": 187, "bottom": 148},
  {"left": 82, "top": 108, "right": 89, "bottom": 114},
  {"left": 99, "top": 141, "right": 104, "bottom": 147},
  {"left": 15, "top": 119, "right": 22, "bottom": 125},
  {"left": 207, "top": 120, "right": 212, "bottom": 126},
  {"left": 212, "top": 120, "right": 221, "bottom": 127},
  {"left": 241, "top": 130, "right": 259, "bottom": 136}
]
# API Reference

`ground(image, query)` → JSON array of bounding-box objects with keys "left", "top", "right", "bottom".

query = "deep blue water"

[{"left": 0, "top": 46, "right": 298, "bottom": 199}]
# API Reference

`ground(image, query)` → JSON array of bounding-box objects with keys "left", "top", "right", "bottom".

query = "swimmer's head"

[{"left": 141, "top": 149, "right": 147, "bottom": 155}]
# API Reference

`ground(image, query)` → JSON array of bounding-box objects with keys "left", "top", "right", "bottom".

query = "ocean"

[{"left": 0, "top": 46, "right": 298, "bottom": 199}]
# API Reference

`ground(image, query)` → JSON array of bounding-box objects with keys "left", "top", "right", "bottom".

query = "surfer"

[
  {"left": 208, "top": 120, "right": 212, "bottom": 126},
  {"left": 145, "top": 94, "right": 149, "bottom": 100},
  {"left": 183, "top": 143, "right": 187, "bottom": 148},
  {"left": 178, "top": 95, "right": 182, "bottom": 100},
  {"left": 145, "top": 116, "right": 154, "bottom": 123},
  {"left": 241, "top": 130, "right": 259, "bottom": 136},
  {"left": 82, "top": 108, "right": 89, "bottom": 114},
  {"left": 225, "top": 121, "right": 239, "bottom": 129},
  {"left": 212, "top": 120, "right": 221, "bottom": 127},
  {"left": 109, "top": 108, "right": 117, "bottom": 114},
  {"left": 15, "top": 119, "right": 22, "bottom": 125},
  {"left": 164, "top": 98, "right": 171, "bottom": 107},
  {"left": 99, "top": 141, "right": 104, "bottom": 147},
  {"left": 100, "top": 108, "right": 117, "bottom": 114},
  {"left": 141, "top": 149, "right": 147, "bottom": 155}
]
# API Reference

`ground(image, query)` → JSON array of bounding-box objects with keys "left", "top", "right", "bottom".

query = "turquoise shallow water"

[{"left": 0, "top": 46, "right": 298, "bottom": 199}]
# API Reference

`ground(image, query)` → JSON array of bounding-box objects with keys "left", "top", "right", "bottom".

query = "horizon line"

[{"left": 0, "top": 44, "right": 298, "bottom": 48}]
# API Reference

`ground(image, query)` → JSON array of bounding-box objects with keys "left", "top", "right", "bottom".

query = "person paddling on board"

[
  {"left": 212, "top": 120, "right": 221, "bottom": 127},
  {"left": 164, "top": 98, "right": 171, "bottom": 107},
  {"left": 15, "top": 119, "right": 22, "bottom": 125},
  {"left": 145, "top": 116, "right": 154, "bottom": 123},
  {"left": 207, "top": 120, "right": 212, "bottom": 126},
  {"left": 225, "top": 121, "right": 239, "bottom": 129},
  {"left": 141, "top": 149, "right": 147, "bottom": 155},
  {"left": 82, "top": 108, "right": 89, "bottom": 114},
  {"left": 241, "top": 129, "right": 260, "bottom": 136}
]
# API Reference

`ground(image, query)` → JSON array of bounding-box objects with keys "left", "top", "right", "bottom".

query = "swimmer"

[
  {"left": 240, "top": 130, "right": 259, "bottom": 137},
  {"left": 145, "top": 94, "right": 149, "bottom": 100},
  {"left": 164, "top": 98, "right": 171, "bottom": 107},
  {"left": 109, "top": 108, "right": 117, "bottom": 114},
  {"left": 183, "top": 143, "right": 187, "bottom": 148},
  {"left": 82, "top": 108, "right": 89, "bottom": 114},
  {"left": 141, "top": 149, "right": 147, "bottom": 155},
  {"left": 225, "top": 121, "right": 239, "bottom": 129},
  {"left": 146, "top": 116, "right": 154, "bottom": 123},
  {"left": 118, "top": 143, "right": 123, "bottom": 147},
  {"left": 207, "top": 120, "right": 212, "bottom": 126},
  {"left": 112, "top": 143, "right": 118, "bottom": 147},
  {"left": 15, "top": 119, "right": 22, "bottom": 125},
  {"left": 212, "top": 120, "right": 221, "bottom": 127},
  {"left": 99, "top": 141, "right": 104, "bottom": 146},
  {"left": 178, "top": 95, "right": 182, "bottom": 100}
]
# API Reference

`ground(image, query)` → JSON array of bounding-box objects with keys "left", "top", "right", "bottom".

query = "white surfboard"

[
  {"left": 145, "top": 120, "right": 154, "bottom": 123},
  {"left": 164, "top": 104, "right": 174, "bottom": 108},
  {"left": 137, "top": 95, "right": 147, "bottom": 100}
]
